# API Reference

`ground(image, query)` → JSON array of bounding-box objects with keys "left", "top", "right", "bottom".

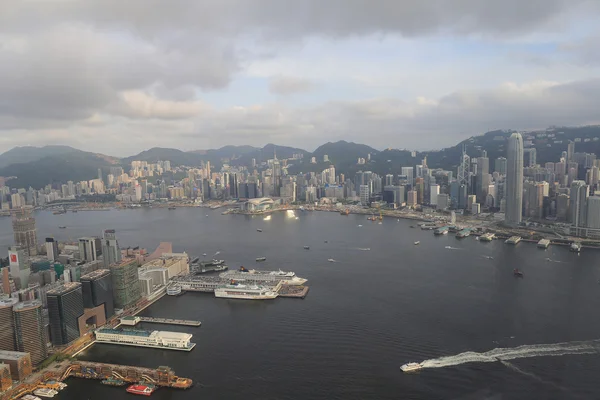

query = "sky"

[{"left": 1, "top": 0, "right": 600, "bottom": 156}]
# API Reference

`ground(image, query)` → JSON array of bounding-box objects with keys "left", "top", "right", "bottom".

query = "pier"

[{"left": 120, "top": 315, "right": 201, "bottom": 327}]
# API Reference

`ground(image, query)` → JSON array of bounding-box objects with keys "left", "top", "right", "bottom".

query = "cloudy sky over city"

[{"left": 1, "top": 0, "right": 600, "bottom": 156}]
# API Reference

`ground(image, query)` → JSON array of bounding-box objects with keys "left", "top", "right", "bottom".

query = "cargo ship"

[{"left": 126, "top": 383, "right": 156, "bottom": 396}]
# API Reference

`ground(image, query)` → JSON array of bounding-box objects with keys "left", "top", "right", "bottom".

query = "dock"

[
  {"left": 120, "top": 316, "right": 201, "bottom": 327},
  {"left": 278, "top": 285, "right": 309, "bottom": 298}
]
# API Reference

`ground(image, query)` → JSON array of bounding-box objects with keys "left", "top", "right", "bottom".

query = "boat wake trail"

[
  {"left": 420, "top": 339, "right": 600, "bottom": 369},
  {"left": 445, "top": 246, "right": 462, "bottom": 250},
  {"left": 500, "top": 360, "right": 581, "bottom": 398}
]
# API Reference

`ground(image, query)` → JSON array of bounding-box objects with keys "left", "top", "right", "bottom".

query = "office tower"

[
  {"left": 47, "top": 283, "right": 84, "bottom": 345},
  {"left": 78, "top": 237, "right": 100, "bottom": 262},
  {"left": 1, "top": 268, "right": 9, "bottom": 295},
  {"left": 570, "top": 180, "right": 589, "bottom": 236},
  {"left": 10, "top": 193, "right": 23, "bottom": 209},
  {"left": 430, "top": 184, "right": 440, "bottom": 206},
  {"left": 13, "top": 300, "right": 48, "bottom": 366},
  {"left": 567, "top": 141, "right": 575, "bottom": 164},
  {"left": 524, "top": 148, "right": 537, "bottom": 167},
  {"left": 495, "top": 157, "right": 507, "bottom": 175},
  {"left": 81, "top": 269, "right": 114, "bottom": 319},
  {"left": 415, "top": 177, "right": 424, "bottom": 204},
  {"left": 476, "top": 156, "right": 489, "bottom": 202},
  {"left": 437, "top": 194, "right": 449, "bottom": 210},
  {"left": 385, "top": 174, "right": 394, "bottom": 187},
  {"left": 401, "top": 167, "right": 414, "bottom": 186},
  {"left": 586, "top": 196, "right": 600, "bottom": 230},
  {"left": 110, "top": 260, "right": 141, "bottom": 309},
  {"left": 8, "top": 246, "right": 30, "bottom": 290},
  {"left": 359, "top": 185, "right": 370, "bottom": 206},
  {"left": 98, "top": 168, "right": 103, "bottom": 182},
  {"left": 505, "top": 133, "right": 524, "bottom": 225},
  {"left": 524, "top": 181, "right": 544, "bottom": 219},
  {"left": 407, "top": 190, "right": 418, "bottom": 206},
  {"left": 45, "top": 238, "right": 59, "bottom": 262},
  {"left": 457, "top": 145, "right": 470, "bottom": 185},
  {"left": 0, "top": 351, "right": 32, "bottom": 381},
  {"left": 101, "top": 230, "right": 121, "bottom": 268},
  {"left": 11, "top": 207, "right": 37, "bottom": 256},
  {"left": 0, "top": 298, "right": 17, "bottom": 351}
]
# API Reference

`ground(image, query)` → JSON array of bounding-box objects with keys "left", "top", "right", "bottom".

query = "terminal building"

[{"left": 95, "top": 327, "right": 195, "bottom": 351}]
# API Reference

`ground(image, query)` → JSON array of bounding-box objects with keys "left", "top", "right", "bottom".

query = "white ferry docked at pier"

[
  {"left": 214, "top": 282, "right": 278, "bottom": 300},
  {"left": 220, "top": 267, "right": 307, "bottom": 285}
]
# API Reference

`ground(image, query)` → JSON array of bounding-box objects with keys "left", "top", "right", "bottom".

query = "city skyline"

[{"left": 1, "top": 2, "right": 600, "bottom": 155}]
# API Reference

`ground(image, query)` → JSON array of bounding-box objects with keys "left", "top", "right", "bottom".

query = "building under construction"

[{"left": 11, "top": 207, "right": 38, "bottom": 256}]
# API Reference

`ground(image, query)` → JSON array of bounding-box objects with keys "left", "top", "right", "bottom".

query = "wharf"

[
  {"left": 121, "top": 315, "right": 201, "bottom": 327},
  {"left": 278, "top": 285, "right": 309, "bottom": 298}
]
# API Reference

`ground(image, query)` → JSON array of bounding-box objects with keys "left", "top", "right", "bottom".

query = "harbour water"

[{"left": 1, "top": 208, "right": 600, "bottom": 399}]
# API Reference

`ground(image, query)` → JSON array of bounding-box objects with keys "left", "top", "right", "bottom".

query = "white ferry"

[
  {"left": 167, "top": 284, "right": 182, "bottom": 296},
  {"left": 33, "top": 389, "right": 58, "bottom": 398},
  {"left": 220, "top": 267, "right": 307, "bottom": 285},
  {"left": 400, "top": 362, "right": 423, "bottom": 372},
  {"left": 214, "top": 282, "right": 278, "bottom": 300},
  {"left": 95, "top": 327, "right": 196, "bottom": 351}
]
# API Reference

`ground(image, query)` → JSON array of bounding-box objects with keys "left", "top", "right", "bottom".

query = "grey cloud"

[{"left": 269, "top": 76, "right": 313, "bottom": 95}]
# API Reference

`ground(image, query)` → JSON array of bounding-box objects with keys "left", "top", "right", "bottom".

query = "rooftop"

[
  {"left": 47, "top": 282, "right": 82, "bottom": 296},
  {"left": 13, "top": 300, "right": 42, "bottom": 311},
  {"left": 80, "top": 269, "right": 111, "bottom": 281},
  {"left": 0, "top": 298, "right": 18, "bottom": 308},
  {"left": 0, "top": 350, "right": 30, "bottom": 360}
]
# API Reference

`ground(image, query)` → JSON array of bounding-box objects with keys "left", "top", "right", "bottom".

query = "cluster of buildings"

[{"left": 0, "top": 211, "right": 190, "bottom": 392}]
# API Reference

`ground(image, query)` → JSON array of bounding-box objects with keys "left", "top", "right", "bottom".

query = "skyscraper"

[
  {"left": 45, "top": 238, "right": 59, "bottom": 262},
  {"left": 47, "top": 283, "right": 84, "bottom": 345},
  {"left": 495, "top": 157, "right": 507, "bottom": 175},
  {"left": 11, "top": 207, "right": 37, "bottom": 256},
  {"left": 570, "top": 180, "right": 589, "bottom": 236},
  {"left": 505, "top": 133, "right": 524, "bottom": 225},
  {"left": 78, "top": 237, "right": 100, "bottom": 262},
  {"left": 110, "top": 259, "right": 141, "bottom": 309},
  {"left": 0, "top": 298, "right": 17, "bottom": 351},
  {"left": 81, "top": 269, "right": 114, "bottom": 319},
  {"left": 101, "top": 230, "right": 121, "bottom": 268},
  {"left": 13, "top": 300, "right": 48, "bottom": 366}
]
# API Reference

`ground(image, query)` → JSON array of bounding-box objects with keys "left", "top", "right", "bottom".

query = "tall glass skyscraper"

[{"left": 505, "top": 133, "right": 524, "bottom": 224}]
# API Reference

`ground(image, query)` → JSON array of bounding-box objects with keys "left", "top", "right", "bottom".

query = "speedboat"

[
  {"left": 256, "top": 257, "right": 266, "bottom": 262},
  {"left": 513, "top": 269, "right": 524, "bottom": 277},
  {"left": 303, "top": 246, "right": 310, "bottom": 250},
  {"left": 400, "top": 362, "right": 423, "bottom": 372},
  {"left": 414, "top": 241, "right": 420, "bottom": 245},
  {"left": 202, "top": 253, "right": 207, "bottom": 256},
  {"left": 328, "top": 259, "right": 335, "bottom": 262},
  {"left": 256, "top": 229, "right": 263, "bottom": 232}
]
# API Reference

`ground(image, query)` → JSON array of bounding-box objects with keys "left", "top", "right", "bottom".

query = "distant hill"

[
  {"left": 0, "top": 145, "right": 93, "bottom": 168},
  {"left": 0, "top": 151, "right": 116, "bottom": 189},
  {"left": 121, "top": 147, "right": 204, "bottom": 167}
]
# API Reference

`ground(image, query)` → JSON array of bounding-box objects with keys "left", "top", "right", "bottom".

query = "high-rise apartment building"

[
  {"left": 47, "top": 283, "right": 84, "bottom": 346},
  {"left": 11, "top": 207, "right": 37, "bottom": 256},
  {"left": 495, "top": 157, "right": 507, "bottom": 175},
  {"left": 570, "top": 180, "right": 589, "bottom": 236},
  {"left": 101, "top": 230, "right": 121, "bottom": 268},
  {"left": 78, "top": 237, "right": 100, "bottom": 263},
  {"left": 45, "top": 238, "right": 59, "bottom": 262},
  {"left": 0, "top": 298, "right": 17, "bottom": 352},
  {"left": 81, "top": 269, "right": 114, "bottom": 319},
  {"left": 586, "top": 195, "right": 600, "bottom": 230},
  {"left": 505, "top": 133, "right": 524, "bottom": 225},
  {"left": 13, "top": 300, "right": 48, "bottom": 366},
  {"left": 110, "top": 260, "right": 141, "bottom": 310}
]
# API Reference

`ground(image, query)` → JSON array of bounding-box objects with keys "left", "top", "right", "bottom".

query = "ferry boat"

[
  {"left": 166, "top": 284, "right": 182, "bottom": 296},
  {"left": 126, "top": 383, "right": 156, "bottom": 396},
  {"left": 505, "top": 236, "right": 521, "bottom": 244},
  {"left": 101, "top": 377, "right": 126, "bottom": 386},
  {"left": 256, "top": 257, "right": 267, "bottom": 262},
  {"left": 303, "top": 246, "right": 310, "bottom": 250},
  {"left": 400, "top": 362, "right": 423, "bottom": 372},
  {"left": 480, "top": 232, "right": 495, "bottom": 242},
  {"left": 570, "top": 242, "right": 582, "bottom": 252},
  {"left": 263, "top": 215, "right": 271, "bottom": 221},
  {"left": 95, "top": 327, "right": 196, "bottom": 351},
  {"left": 214, "top": 281, "right": 278, "bottom": 300},
  {"left": 32, "top": 389, "right": 58, "bottom": 398}
]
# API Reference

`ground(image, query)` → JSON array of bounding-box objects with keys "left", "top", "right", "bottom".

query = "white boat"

[
  {"left": 20, "top": 395, "right": 42, "bottom": 400},
  {"left": 414, "top": 241, "right": 420, "bottom": 245},
  {"left": 570, "top": 242, "right": 582, "bottom": 252},
  {"left": 263, "top": 215, "right": 271, "bottom": 221},
  {"left": 400, "top": 362, "right": 423, "bottom": 372},
  {"left": 33, "top": 389, "right": 58, "bottom": 398},
  {"left": 358, "top": 224, "right": 363, "bottom": 227},
  {"left": 256, "top": 257, "right": 267, "bottom": 262},
  {"left": 214, "top": 283, "right": 278, "bottom": 300},
  {"left": 328, "top": 258, "right": 335, "bottom": 262}
]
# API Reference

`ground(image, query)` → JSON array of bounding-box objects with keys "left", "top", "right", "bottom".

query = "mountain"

[
  {"left": 0, "top": 151, "right": 116, "bottom": 189},
  {"left": 0, "top": 145, "right": 83, "bottom": 168},
  {"left": 121, "top": 147, "right": 203, "bottom": 167},
  {"left": 189, "top": 145, "right": 259, "bottom": 157}
]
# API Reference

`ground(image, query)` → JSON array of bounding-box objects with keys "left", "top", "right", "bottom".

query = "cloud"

[{"left": 269, "top": 76, "right": 313, "bottom": 95}]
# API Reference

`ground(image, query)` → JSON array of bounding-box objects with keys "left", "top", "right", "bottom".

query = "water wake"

[
  {"left": 420, "top": 339, "right": 600, "bottom": 369},
  {"left": 445, "top": 246, "right": 462, "bottom": 250}
]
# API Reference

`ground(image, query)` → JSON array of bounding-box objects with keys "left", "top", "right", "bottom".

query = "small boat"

[
  {"left": 485, "top": 256, "right": 494, "bottom": 260},
  {"left": 20, "top": 395, "right": 42, "bottom": 400},
  {"left": 410, "top": 225, "right": 416, "bottom": 228},
  {"left": 205, "top": 214, "right": 209, "bottom": 217},
  {"left": 202, "top": 253, "right": 207, "bottom": 256},
  {"left": 126, "top": 383, "right": 156, "bottom": 396},
  {"left": 324, "top": 240, "right": 328, "bottom": 243},
  {"left": 58, "top": 226, "right": 67, "bottom": 229},
  {"left": 168, "top": 206, "right": 176, "bottom": 210},
  {"left": 256, "top": 229, "right": 262, "bottom": 232},
  {"left": 33, "top": 388, "right": 58, "bottom": 398},
  {"left": 303, "top": 246, "right": 310, "bottom": 250},
  {"left": 256, "top": 257, "right": 267, "bottom": 262},
  {"left": 400, "top": 362, "right": 423, "bottom": 372},
  {"left": 358, "top": 224, "right": 363, "bottom": 227},
  {"left": 378, "top": 222, "right": 383, "bottom": 225},
  {"left": 570, "top": 242, "right": 582, "bottom": 252},
  {"left": 414, "top": 241, "right": 420, "bottom": 245},
  {"left": 328, "top": 258, "right": 335, "bottom": 262},
  {"left": 513, "top": 269, "right": 524, "bottom": 277}
]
